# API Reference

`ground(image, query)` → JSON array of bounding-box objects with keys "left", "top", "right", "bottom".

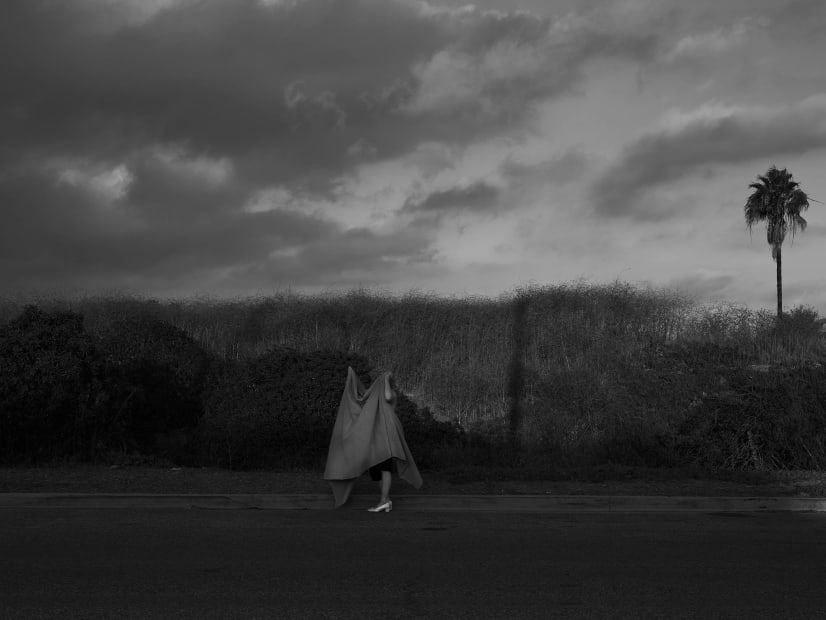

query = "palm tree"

[{"left": 744, "top": 166, "right": 810, "bottom": 318}]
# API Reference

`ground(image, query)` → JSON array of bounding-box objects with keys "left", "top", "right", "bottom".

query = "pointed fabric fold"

[{"left": 323, "top": 368, "right": 423, "bottom": 507}]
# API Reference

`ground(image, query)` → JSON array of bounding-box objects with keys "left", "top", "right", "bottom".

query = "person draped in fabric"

[{"left": 323, "top": 368, "right": 422, "bottom": 511}]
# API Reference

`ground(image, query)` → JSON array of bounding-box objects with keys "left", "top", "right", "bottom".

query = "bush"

[
  {"left": 198, "top": 349, "right": 374, "bottom": 469},
  {"left": 94, "top": 316, "right": 214, "bottom": 461},
  {"left": 0, "top": 306, "right": 216, "bottom": 464},
  {"left": 197, "top": 348, "right": 467, "bottom": 471},
  {"left": 0, "top": 306, "right": 99, "bottom": 463},
  {"left": 5, "top": 289, "right": 822, "bottom": 476},
  {"left": 391, "top": 390, "right": 466, "bottom": 470},
  {"left": 516, "top": 359, "right": 683, "bottom": 472},
  {"left": 676, "top": 366, "right": 826, "bottom": 470}
]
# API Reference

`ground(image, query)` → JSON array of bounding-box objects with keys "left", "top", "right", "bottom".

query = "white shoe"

[{"left": 368, "top": 500, "right": 392, "bottom": 513}]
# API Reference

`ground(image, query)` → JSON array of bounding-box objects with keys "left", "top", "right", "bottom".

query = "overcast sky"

[{"left": 2, "top": 0, "right": 825, "bottom": 312}]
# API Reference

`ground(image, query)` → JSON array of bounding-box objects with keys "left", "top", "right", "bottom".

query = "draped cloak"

[{"left": 323, "top": 368, "right": 423, "bottom": 507}]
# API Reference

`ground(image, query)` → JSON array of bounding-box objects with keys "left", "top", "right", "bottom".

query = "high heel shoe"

[{"left": 367, "top": 500, "right": 392, "bottom": 513}]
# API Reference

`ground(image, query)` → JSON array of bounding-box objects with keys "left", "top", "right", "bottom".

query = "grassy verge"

[{"left": 1, "top": 466, "right": 824, "bottom": 497}]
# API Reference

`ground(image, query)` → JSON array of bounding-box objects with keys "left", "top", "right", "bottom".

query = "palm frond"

[{"left": 744, "top": 166, "right": 810, "bottom": 249}]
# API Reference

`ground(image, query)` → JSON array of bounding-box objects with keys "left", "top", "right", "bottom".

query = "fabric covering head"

[{"left": 324, "top": 368, "right": 423, "bottom": 507}]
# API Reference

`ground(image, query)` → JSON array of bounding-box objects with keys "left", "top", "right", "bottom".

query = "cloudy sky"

[{"left": 2, "top": 0, "right": 826, "bottom": 311}]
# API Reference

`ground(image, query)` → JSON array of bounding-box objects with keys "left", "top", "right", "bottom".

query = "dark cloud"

[
  {"left": 0, "top": 160, "right": 341, "bottom": 292},
  {"left": 226, "top": 226, "right": 438, "bottom": 291},
  {"left": 0, "top": 0, "right": 660, "bottom": 295},
  {"left": 0, "top": 145, "right": 441, "bottom": 296},
  {"left": 0, "top": 0, "right": 656, "bottom": 172},
  {"left": 402, "top": 182, "right": 502, "bottom": 215},
  {"left": 591, "top": 95, "right": 826, "bottom": 218},
  {"left": 124, "top": 151, "right": 243, "bottom": 221},
  {"left": 0, "top": 0, "right": 443, "bottom": 177}
]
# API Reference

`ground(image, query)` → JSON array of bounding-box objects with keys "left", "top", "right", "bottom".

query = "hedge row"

[
  {"left": 2, "top": 305, "right": 826, "bottom": 473},
  {"left": 0, "top": 306, "right": 463, "bottom": 469}
]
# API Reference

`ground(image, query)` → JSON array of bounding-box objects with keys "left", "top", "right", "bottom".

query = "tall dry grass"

[{"left": 3, "top": 282, "right": 822, "bottom": 435}]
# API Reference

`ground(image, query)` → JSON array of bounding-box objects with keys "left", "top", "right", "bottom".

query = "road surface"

[{"left": 1, "top": 505, "right": 825, "bottom": 618}]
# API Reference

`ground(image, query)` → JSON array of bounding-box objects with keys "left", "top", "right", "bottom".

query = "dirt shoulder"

[{"left": 1, "top": 466, "right": 824, "bottom": 497}]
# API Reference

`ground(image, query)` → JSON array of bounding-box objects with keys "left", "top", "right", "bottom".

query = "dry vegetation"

[{"left": 2, "top": 282, "right": 824, "bottom": 473}]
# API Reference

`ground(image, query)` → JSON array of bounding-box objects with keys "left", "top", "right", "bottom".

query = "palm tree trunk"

[{"left": 776, "top": 246, "right": 783, "bottom": 318}]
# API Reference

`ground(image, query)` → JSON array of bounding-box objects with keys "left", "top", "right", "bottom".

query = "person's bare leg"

[{"left": 380, "top": 470, "right": 392, "bottom": 504}]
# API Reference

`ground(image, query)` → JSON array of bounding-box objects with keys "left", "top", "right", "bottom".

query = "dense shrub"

[
  {"left": 0, "top": 306, "right": 214, "bottom": 464},
  {"left": 198, "top": 349, "right": 374, "bottom": 469},
  {"left": 94, "top": 316, "right": 213, "bottom": 460},
  {"left": 197, "top": 349, "right": 466, "bottom": 470},
  {"left": 516, "top": 358, "right": 680, "bottom": 471},
  {"left": 677, "top": 366, "right": 826, "bottom": 470},
  {"left": 0, "top": 306, "right": 100, "bottom": 462},
  {"left": 3, "top": 288, "right": 825, "bottom": 475},
  {"left": 391, "top": 390, "right": 466, "bottom": 470}
]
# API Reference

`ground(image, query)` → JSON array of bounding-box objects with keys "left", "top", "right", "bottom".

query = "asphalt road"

[{"left": 1, "top": 505, "right": 825, "bottom": 619}]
